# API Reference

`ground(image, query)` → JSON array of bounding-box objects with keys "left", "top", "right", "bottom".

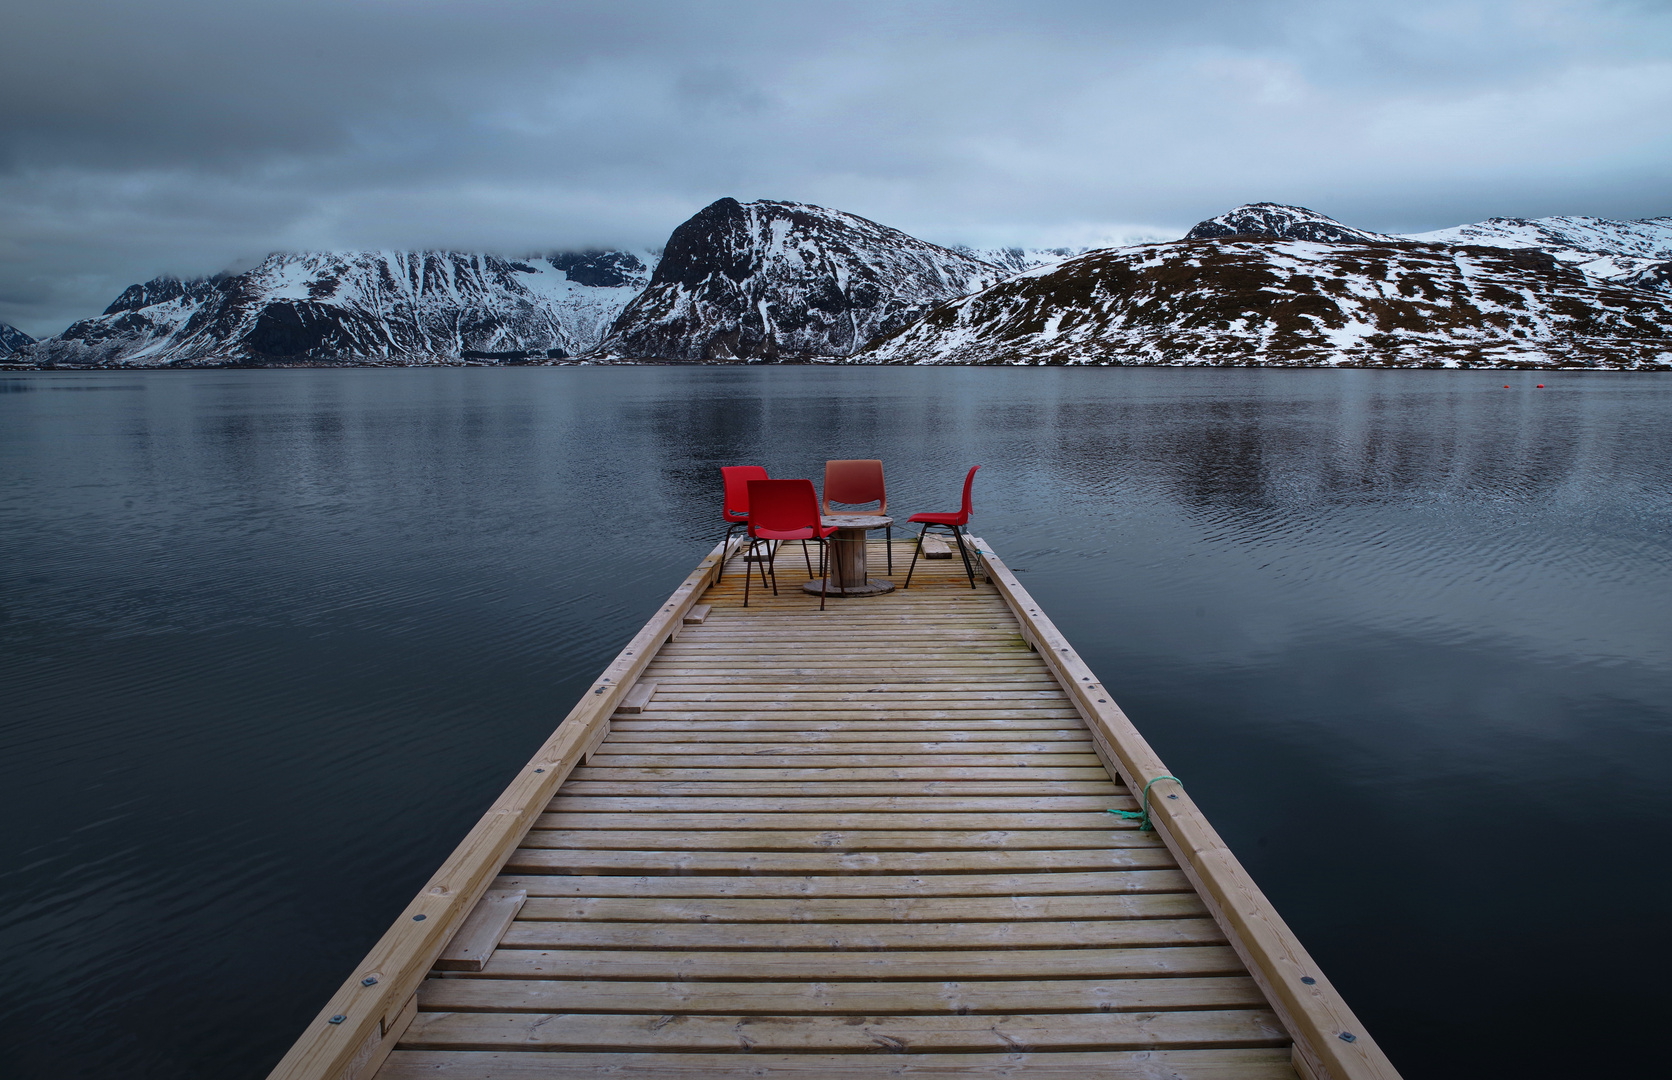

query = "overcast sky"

[{"left": 3, "top": 0, "right": 1670, "bottom": 336}]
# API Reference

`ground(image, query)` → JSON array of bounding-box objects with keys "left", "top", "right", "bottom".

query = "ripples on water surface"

[{"left": 1, "top": 367, "right": 1669, "bottom": 1077}]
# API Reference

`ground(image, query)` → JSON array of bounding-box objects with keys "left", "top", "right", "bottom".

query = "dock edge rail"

[
  {"left": 265, "top": 538, "right": 741, "bottom": 1080},
  {"left": 967, "top": 536, "right": 1402, "bottom": 1080}
]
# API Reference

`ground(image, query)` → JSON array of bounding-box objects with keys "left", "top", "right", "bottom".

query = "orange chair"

[
  {"left": 822, "top": 459, "right": 892, "bottom": 573},
  {"left": 903, "top": 465, "right": 981, "bottom": 589},
  {"left": 744, "top": 480, "right": 838, "bottom": 610}
]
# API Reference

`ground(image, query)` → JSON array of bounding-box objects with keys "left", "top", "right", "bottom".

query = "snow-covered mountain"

[
  {"left": 957, "top": 247, "right": 1090, "bottom": 274},
  {"left": 861, "top": 233, "right": 1672, "bottom": 369},
  {"left": 1405, "top": 215, "right": 1672, "bottom": 258},
  {"left": 16, "top": 198, "right": 1672, "bottom": 370},
  {"left": 597, "top": 199, "right": 1011, "bottom": 360},
  {"left": 1, "top": 321, "right": 35, "bottom": 354},
  {"left": 1186, "top": 203, "right": 1395, "bottom": 243},
  {"left": 1403, "top": 216, "right": 1672, "bottom": 296},
  {"left": 17, "top": 249, "right": 657, "bottom": 367}
]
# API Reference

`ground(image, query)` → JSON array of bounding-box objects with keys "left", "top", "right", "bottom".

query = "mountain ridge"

[
  {"left": 860, "top": 231, "right": 1672, "bottom": 369},
  {"left": 1186, "top": 203, "right": 1396, "bottom": 244},
  {"left": 1, "top": 321, "right": 36, "bottom": 354},
  {"left": 14, "top": 249, "right": 658, "bottom": 367},
  {"left": 595, "top": 198, "right": 1012, "bottom": 360},
  {"left": 10, "top": 199, "right": 1672, "bottom": 369}
]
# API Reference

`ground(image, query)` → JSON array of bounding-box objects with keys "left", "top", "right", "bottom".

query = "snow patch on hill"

[{"left": 1404, "top": 216, "right": 1672, "bottom": 296}]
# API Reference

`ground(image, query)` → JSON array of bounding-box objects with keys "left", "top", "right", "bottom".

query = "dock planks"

[{"left": 271, "top": 539, "right": 1399, "bottom": 1080}]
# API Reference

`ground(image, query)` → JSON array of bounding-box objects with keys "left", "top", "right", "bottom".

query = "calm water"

[{"left": 2, "top": 366, "right": 1669, "bottom": 1078}]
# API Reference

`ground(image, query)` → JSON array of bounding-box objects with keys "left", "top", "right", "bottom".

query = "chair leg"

[
  {"left": 755, "top": 538, "right": 772, "bottom": 593},
  {"left": 952, "top": 526, "right": 976, "bottom": 588},
  {"left": 718, "top": 523, "right": 741, "bottom": 582},
  {"left": 743, "top": 537, "right": 755, "bottom": 607},
  {"left": 801, "top": 539, "right": 815, "bottom": 579},
  {"left": 886, "top": 525, "right": 893, "bottom": 574},
  {"left": 903, "top": 526, "right": 927, "bottom": 589},
  {"left": 766, "top": 540, "right": 780, "bottom": 596},
  {"left": 819, "top": 539, "right": 828, "bottom": 610}
]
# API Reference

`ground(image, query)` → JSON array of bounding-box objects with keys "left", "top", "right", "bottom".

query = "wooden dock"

[{"left": 269, "top": 538, "right": 1401, "bottom": 1080}]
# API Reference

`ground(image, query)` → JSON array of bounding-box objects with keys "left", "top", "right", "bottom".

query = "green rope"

[{"left": 1108, "top": 775, "right": 1182, "bottom": 831}]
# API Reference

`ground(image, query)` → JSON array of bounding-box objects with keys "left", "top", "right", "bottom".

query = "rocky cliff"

[
  {"left": 596, "top": 199, "right": 1009, "bottom": 360},
  {"left": 1, "top": 321, "right": 36, "bottom": 354},
  {"left": 1186, "top": 203, "right": 1395, "bottom": 243}
]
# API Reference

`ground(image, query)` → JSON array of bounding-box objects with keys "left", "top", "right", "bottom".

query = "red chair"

[
  {"left": 822, "top": 459, "right": 892, "bottom": 573},
  {"left": 903, "top": 465, "right": 981, "bottom": 589},
  {"left": 745, "top": 479, "right": 838, "bottom": 610},
  {"left": 717, "top": 465, "right": 767, "bottom": 582}
]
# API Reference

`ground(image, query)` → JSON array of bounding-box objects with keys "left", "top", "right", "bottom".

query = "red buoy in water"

[{"left": 1537, "top": 384, "right": 1544, "bottom": 388}]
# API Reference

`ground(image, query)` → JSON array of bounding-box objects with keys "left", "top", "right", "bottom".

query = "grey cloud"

[{"left": 3, "top": 0, "right": 1670, "bottom": 336}]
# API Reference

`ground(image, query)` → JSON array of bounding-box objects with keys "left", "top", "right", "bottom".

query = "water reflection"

[{"left": 0, "top": 367, "right": 1668, "bottom": 1078}]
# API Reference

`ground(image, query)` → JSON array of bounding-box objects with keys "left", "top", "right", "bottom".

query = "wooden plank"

[
  {"left": 565, "top": 767, "right": 1114, "bottom": 782},
  {"left": 472, "top": 944, "right": 1251, "bottom": 980},
  {"left": 556, "top": 780, "right": 1120, "bottom": 796},
  {"left": 669, "top": 634, "right": 1025, "bottom": 644},
  {"left": 513, "top": 893, "right": 1205, "bottom": 923},
  {"left": 434, "top": 890, "right": 526, "bottom": 973},
  {"left": 264, "top": 536, "right": 745, "bottom": 1080},
  {"left": 653, "top": 642, "right": 1031, "bottom": 651},
  {"left": 492, "top": 870, "right": 1193, "bottom": 898},
  {"left": 670, "top": 614, "right": 1014, "bottom": 623},
  {"left": 532, "top": 810, "right": 1131, "bottom": 829},
  {"left": 592, "top": 740, "right": 1095, "bottom": 755},
  {"left": 653, "top": 648, "right": 1033, "bottom": 657},
  {"left": 579, "top": 753, "right": 1105, "bottom": 768},
  {"left": 534, "top": 811, "right": 1130, "bottom": 830},
  {"left": 638, "top": 665, "right": 1043, "bottom": 672},
  {"left": 640, "top": 668, "right": 1053, "bottom": 678},
  {"left": 645, "top": 690, "right": 1071, "bottom": 703},
  {"left": 601, "top": 728, "right": 1090, "bottom": 741},
  {"left": 343, "top": 992, "right": 414, "bottom": 1080},
  {"left": 497, "top": 917, "right": 1228, "bottom": 951},
  {"left": 417, "top": 974, "right": 1263, "bottom": 1014},
  {"left": 501, "top": 847, "right": 1178, "bottom": 875},
  {"left": 614, "top": 682, "right": 657, "bottom": 715},
  {"left": 681, "top": 604, "right": 710, "bottom": 625},
  {"left": 398, "top": 1008, "right": 1287, "bottom": 1053},
  {"left": 379, "top": 1048, "right": 1300, "bottom": 1079},
  {"left": 638, "top": 681, "right": 1058, "bottom": 690},
  {"left": 678, "top": 618, "right": 1016, "bottom": 625},
  {"left": 547, "top": 795, "right": 1131, "bottom": 812},
  {"left": 607, "top": 719, "right": 1086, "bottom": 731},
  {"left": 640, "top": 675, "right": 1057, "bottom": 684},
  {"left": 969, "top": 538, "right": 1398, "bottom": 1080},
  {"left": 627, "top": 710, "right": 1087, "bottom": 721},
  {"left": 631, "top": 680, "right": 1064, "bottom": 689},
  {"left": 516, "top": 829, "right": 1147, "bottom": 852}
]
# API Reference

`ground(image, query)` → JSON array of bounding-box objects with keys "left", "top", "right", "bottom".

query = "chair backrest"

[
  {"left": 721, "top": 466, "right": 768, "bottom": 522},
  {"left": 954, "top": 465, "right": 981, "bottom": 524},
  {"left": 822, "top": 459, "right": 886, "bottom": 515},
  {"left": 747, "top": 479, "right": 822, "bottom": 535}
]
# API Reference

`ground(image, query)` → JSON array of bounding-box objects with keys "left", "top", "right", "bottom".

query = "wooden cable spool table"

[{"left": 802, "top": 514, "right": 895, "bottom": 597}]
